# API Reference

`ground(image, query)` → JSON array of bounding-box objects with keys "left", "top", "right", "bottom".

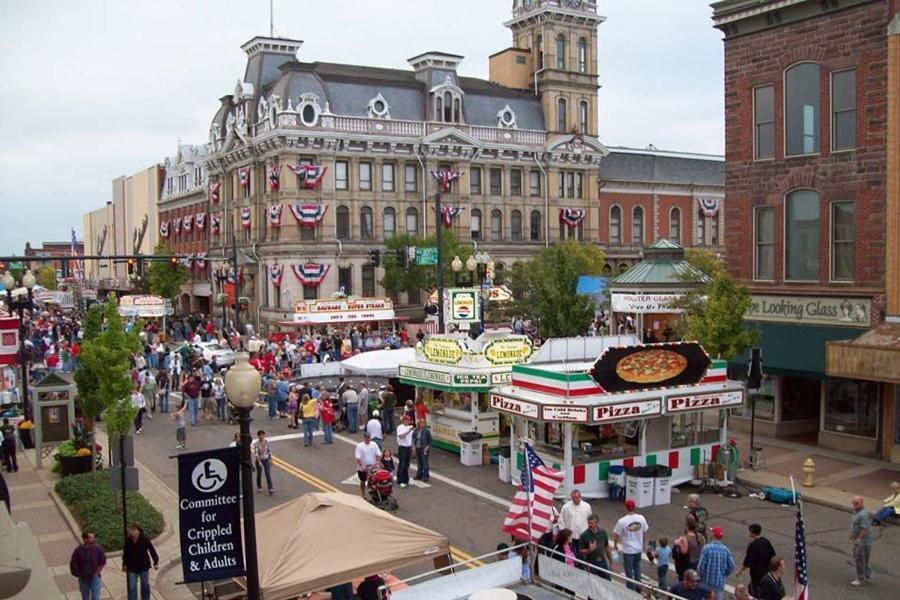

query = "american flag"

[
  {"left": 794, "top": 501, "right": 809, "bottom": 600},
  {"left": 502, "top": 443, "right": 564, "bottom": 542},
  {"left": 430, "top": 169, "right": 461, "bottom": 192}
]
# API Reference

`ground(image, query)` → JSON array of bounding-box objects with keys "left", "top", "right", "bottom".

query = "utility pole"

[
  {"left": 435, "top": 188, "right": 445, "bottom": 334},
  {"left": 232, "top": 230, "right": 240, "bottom": 336}
]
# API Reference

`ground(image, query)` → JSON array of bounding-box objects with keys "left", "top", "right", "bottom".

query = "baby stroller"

[{"left": 367, "top": 466, "right": 398, "bottom": 511}]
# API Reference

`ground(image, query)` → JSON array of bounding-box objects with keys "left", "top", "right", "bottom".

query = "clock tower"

[{"left": 498, "top": 0, "right": 605, "bottom": 137}]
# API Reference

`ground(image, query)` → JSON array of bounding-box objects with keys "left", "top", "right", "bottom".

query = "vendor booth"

[
  {"left": 117, "top": 295, "right": 174, "bottom": 318},
  {"left": 490, "top": 340, "right": 744, "bottom": 499},
  {"left": 280, "top": 297, "right": 408, "bottom": 336},
  {"left": 399, "top": 332, "right": 534, "bottom": 454},
  {"left": 342, "top": 347, "right": 416, "bottom": 378}
]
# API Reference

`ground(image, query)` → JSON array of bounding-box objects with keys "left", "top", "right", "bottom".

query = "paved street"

[{"left": 127, "top": 405, "right": 900, "bottom": 599}]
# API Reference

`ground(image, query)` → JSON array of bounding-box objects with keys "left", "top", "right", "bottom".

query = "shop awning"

[
  {"left": 826, "top": 322, "right": 900, "bottom": 384},
  {"left": 728, "top": 322, "right": 860, "bottom": 378},
  {"left": 398, "top": 361, "right": 512, "bottom": 392}
]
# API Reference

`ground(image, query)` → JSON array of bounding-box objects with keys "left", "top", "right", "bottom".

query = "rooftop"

[
  {"left": 600, "top": 147, "right": 724, "bottom": 188},
  {"left": 612, "top": 240, "right": 711, "bottom": 287}
]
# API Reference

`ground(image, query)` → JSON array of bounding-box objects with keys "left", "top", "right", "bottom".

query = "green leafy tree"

[
  {"left": 380, "top": 231, "right": 471, "bottom": 300},
  {"left": 673, "top": 249, "right": 758, "bottom": 360},
  {"left": 506, "top": 240, "right": 605, "bottom": 338},
  {"left": 35, "top": 266, "right": 57, "bottom": 290},
  {"left": 146, "top": 242, "right": 188, "bottom": 301}
]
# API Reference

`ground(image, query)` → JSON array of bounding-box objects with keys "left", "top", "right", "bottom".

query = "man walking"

[
  {"left": 69, "top": 531, "right": 106, "bottom": 600},
  {"left": 366, "top": 410, "right": 384, "bottom": 450},
  {"left": 735, "top": 523, "right": 775, "bottom": 595},
  {"left": 613, "top": 499, "right": 649, "bottom": 592},
  {"left": 579, "top": 514, "right": 614, "bottom": 580},
  {"left": 181, "top": 374, "right": 202, "bottom": 426},
  {"left": 850, "top": 495, "right": 872, "bottom": 586},
  {"left": 355, "top": 432, "right": 380, "bottom": 498},
  {"left": 396, "top": 415, "right": 414, "bottom": 488},
  {"left": 1, "top": 418, "right": 18, "bottom": 473},
  {"left": 380, "top": 384, "right": 397, "bottom": 435},
  {"left": 697, "top": 526, "right": 735, "bottom": 600},
  {"left": 343, "top": 384, "right": 359, "bottom": 433},
  {"left": 560, "top": 489, "right": 592, "bottom": 538},
  {"left": 413, "top": 418, "right": 432, "bottom": 482}
]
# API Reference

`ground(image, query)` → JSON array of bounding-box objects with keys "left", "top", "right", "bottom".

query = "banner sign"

[
  {"left": 483, "top": 337, "right": 533, "bottom": 366},
  {"left": 421, "top": 337, "right": 466, "bottom": 366},
  {"left": 178, "top": 447, "right": 244, "bottom": 583},
  {"left": 0, "top": 318, "right": 19, "bottom": 366},
  {"left": 542, "top": 405, "right": 589, "bottom": 423},
  {"left": 590, "top": 342, "right": 711, "bottom": 394},
  {"left": 745, "top": 294, "right": 871, "bottom": 328},
  {"left": 666, "top": 390, "right": 744, "bottom": 413},
  {"left": 593, "top": 399, "right": 662, "bottom": 423},
  {"left": 447, "top": 288, "right": 480, "bottom": 325},
  {"left": 489, "top": 394, "right": 540, "bottom": 419},
  {"left": 293, "top": 297, "right": 394, "bottom": 324},
  {"left": 611, "top": 293, "right": 682, "bottom": 314}
]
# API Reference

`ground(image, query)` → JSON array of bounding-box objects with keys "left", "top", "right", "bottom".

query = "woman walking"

[
  {"left": 122, "top": 523, "right": 159, "bottom": 600},
  {"left": 300, "top": 394, "right": 318, "bottom": 447},
  {"left": 254, "top": 430, "right": 274, "bottom": 495},
  {"left": 288, "top": 386, "right": 299, "bottom": 429},
  {"left": 213, "top": 376, "right": 226, "bottom": 421}
]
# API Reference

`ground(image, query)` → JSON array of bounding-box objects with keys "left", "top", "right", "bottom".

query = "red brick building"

[
  {"left": 23, "top": 240, "right": 84, "bottom": 275},
  {"left": 712, "top": 0, "right": 900, "bottom": 459}
]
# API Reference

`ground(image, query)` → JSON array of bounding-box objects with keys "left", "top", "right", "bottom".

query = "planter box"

[{"left": 59, "top": 455, "right": 93, "bottom": 477}]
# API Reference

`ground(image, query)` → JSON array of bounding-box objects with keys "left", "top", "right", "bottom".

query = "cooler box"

[
  {"left": 608, "top": 465, "right": 626, "bottom": 501},
  {"left": 651, "top": 465, "right": 673, "bottom": 506},
  {"left": 625, "top": 467, "right": 654, "bottom": 508},
  {"left": 460, "top": 441, "right": 483, "bottom": 466}
]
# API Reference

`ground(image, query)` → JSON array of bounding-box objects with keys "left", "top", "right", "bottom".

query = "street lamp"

[
  {"left": 224, "top": 352, "right": 262, "bottom": 600},
  {"left": 2, "top": 270, "right": 36, "bottom": 421},
  {"left": 451, "top": 256, "right": 463, "bottom": 286}
]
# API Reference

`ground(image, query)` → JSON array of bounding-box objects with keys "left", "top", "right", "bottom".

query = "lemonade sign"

[
  {"left": 483, "top": 337, "right": 534, "bottom": 366},
  {"left": 422, "top": 337, "right": 466, "bottom": 365}
]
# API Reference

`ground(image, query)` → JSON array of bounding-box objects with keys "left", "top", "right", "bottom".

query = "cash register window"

[
  {"left": 534, "top": 421, "right": 641, "bottom": 463},
  {"left": 424, "top": 389, "right": 472, "bottom": 413},
  {"left": 671, "top": 410, "right": 724, "bottom": 448}
]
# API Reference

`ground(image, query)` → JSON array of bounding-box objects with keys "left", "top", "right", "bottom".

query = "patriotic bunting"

[
  {"left": 267, "top": 164, "right": 281, "bottom": 191},
  {"left": 209, "top": 181, "right": 221, "bottom": 203},
  {"left": 289, "top": 203, "right": 328, "bottom": 227},
  {"left": 434, "top": 205, "right": 464, "bottom": 228},
  {"left": 195, "top": 212, "right": 206, "bottom": 231},
  {"left": 697, "top": 197, "right": 721, "bottom": 218},
  {"left": 559, "top": 208, "right": 586, "bottom": 229},
  {"left": 238, "top": 166, "right": 251, "bottom": 190},
  {"left": 173, "top": 218, "right": 181, "bottom": 235},
  {"left": 502, "top": 444, "right": 564, "bottom": 542},
  {"left": 289, "top": 163, "right": 328, "bottom": 189},
  {"left": 211, "top": 214, "right": 222, "bottom": 235},
  {"left": 269, "top": 264, "right": 285, "bottom": 288},
  {"left": 183, "top": 214, "right": 193, "bottom": 230},
  {"left": 195, "top": 253, "right": 207, "bottom": 270},
  {"left": 179, "top": 253, "right": 194, "bottom": 268},
  {"left": 240, "top": 207, "right": 252, "bottom": 230},
  {"left": 159, "top": 221, "right": 169, "bottom": 238},
  {"left": 431, "top": 169, "right": 462, "bottom": 192},
  {"left": 291, "top": 263, "right": 330, "bottom": 287},
  {"left": 268, "top": 204, "right": 284, "bottom": 227}
]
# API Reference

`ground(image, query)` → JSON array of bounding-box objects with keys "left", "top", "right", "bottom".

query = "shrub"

[{"left": 55, "top": 472, "right": 164, "bottom": 552}]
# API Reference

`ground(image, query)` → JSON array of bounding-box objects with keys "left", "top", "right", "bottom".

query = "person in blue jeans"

[
  {"left": 122, "top": 523, "right": 159, "bottom": 600},
  {"left": 578, "top": 514, "right": 614, "bottom": 580},
  {"left": 69, "top": 531, "right": 106, "bottom": 600},
  {"left": 254, "top": 430, "right": 275, "bottom": 495},
  {"left": 413, "top": 419, "right": 432, "bottom": 482},
  {"left": 613, "top": 499, "right": 650, "bottom": 592},
  {"left": 655, "top": 537, "right": 672, "bottom": 591}
]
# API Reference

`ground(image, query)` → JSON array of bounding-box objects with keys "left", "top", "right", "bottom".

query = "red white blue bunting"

[
  {"left": 183, "top": 214, "right": 193, "bottom": 230},
  {"left": 240, "top": 208, "right": 252, "bottom": 230},
  {"left": 431, "top": 169, "right": 462, "bottom": 192},
  {"left": 289, "top": 163, "right": 328, "bottom": 189},
  {"left": 209, "top": 181, "right": 221, "bottom": 203},
  {"left": 697, "top": 197, "right": 721, "bottom": 218},
  {"left": 269, "top": 204, "right": 283, "bottom": 227},
  {"left": 159, "top": 221, "right": 169, "bottom": 238},
  {"left": 291, "top": 263, "right": 330, "bottom": 287},
  {"left": 211, "top": 214, "right": 222, "bottom": 235},
  {"left": 270, "top": 264, "right": 285, "bottom": 288},
  {"left": 435, "top": 205, "right": 464, "bottom": 228},
  {"left": 559, "top": 208, "right": 586, "bottom": 229},
  {"left": 179, "top": 253, "right": 194, "bottom": 268},
  {"left": 173, "top": 218, "right": 181, "bottom": 235},
  {"left": 268, "top": 164, "right": 281, "bottom": 191},
  {"left": 289, "top": 203, "right": 327, "bottom": 228},
  {"left": 195, "top": 253, "right": 207, "bottom": 270},
  {"left": 238, "top": 166, "right": 251, "bottom": 190},
  {"left": 195, "top": 212, "right": 206, "bottom": 231}
]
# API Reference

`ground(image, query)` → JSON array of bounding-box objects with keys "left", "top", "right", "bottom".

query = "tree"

[
  {"left": 146, "top": 242, "right": 188, "bottom": 301},
  {"left": 506, "top": 240, "right": 605, "bottom": 338},
  {"left": 35, "top": 266, "right": 57, "bottom": 290},
  {"left": 673, "top": 249, "right": 758, "bottom": 360},
  {"left": 380, "top": 231, "right": 471, "bottom": 300}
]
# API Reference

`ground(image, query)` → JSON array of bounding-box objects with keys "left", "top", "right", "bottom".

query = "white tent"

[{"left": 341, "top": 347, "right": 415, "bottom": 378}]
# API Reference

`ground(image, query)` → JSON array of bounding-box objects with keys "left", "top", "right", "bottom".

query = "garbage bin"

[
  {"left": 459, "top": 432, "right": 483, "bottom": 467},
  {"left": 651, "top": 465, "right": 673, "bottom": 506},
  {"left": 608, "top": 465, "right": 626, "bottom": 501},
  {"left": 498, "top": 446, "right": 511, "bottom": 483},
  {"left": 625, "top": 466, "right": 654, "bottom": 508}
]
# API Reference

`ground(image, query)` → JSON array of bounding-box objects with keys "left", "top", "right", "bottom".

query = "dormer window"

[
  {"left": 497, "top": 105, "right": 518, "bottom": 128},
  {"left": 367, "top": 93, "right": 391, "bottom": 119},
  {"left": 431, "top": 77, "right": 464, "bottom": 124},
  {"left": 297, "top": 93, "right": 322, "bottom": 127}
]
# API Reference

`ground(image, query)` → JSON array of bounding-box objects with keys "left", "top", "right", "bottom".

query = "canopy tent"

[
  {"left": 341, "top": 347, "right": 415, "bottom": 378},
  {"left": 256, "top": 492, "right": 450, "bottom": 599}
]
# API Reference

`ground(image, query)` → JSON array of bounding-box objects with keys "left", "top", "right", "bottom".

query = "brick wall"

[{"left": 722, "top": 2, "right": 892, "bottom": 296}]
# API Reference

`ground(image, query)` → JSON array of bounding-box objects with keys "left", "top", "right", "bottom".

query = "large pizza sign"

[{"left": 589, "top": 342, "right": 711, "bottom": 394}]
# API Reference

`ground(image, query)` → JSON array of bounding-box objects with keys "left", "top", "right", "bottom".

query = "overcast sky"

[{"left": 0, "top": 0, "right": 723, "bottom": 255}]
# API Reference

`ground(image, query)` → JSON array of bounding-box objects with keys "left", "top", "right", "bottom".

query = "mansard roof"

[{"left": 599, "top": 147, "right": 724, "bottom": 188}]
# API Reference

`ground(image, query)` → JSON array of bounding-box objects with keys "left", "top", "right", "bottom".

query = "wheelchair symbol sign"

[{"left": 192, "top": 459, "right": 228, "bottom": 494}]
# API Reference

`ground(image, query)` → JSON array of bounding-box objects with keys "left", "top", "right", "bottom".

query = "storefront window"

[
  {"left": 781, "top": 377, "right": 821, "bottom": 422},
  {"left": 671, "top": 411, "right": 724, "bottom": 448},
  {"left": 731, "top": 377, "right": 776, "bottom": 421},
  {"left": 824, "top": 378, "right": 878, "bottom": 438}
]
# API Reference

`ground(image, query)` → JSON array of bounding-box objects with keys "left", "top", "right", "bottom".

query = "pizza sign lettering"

[
  {"left": 592, "top": 400, "right": 661, "bottom": 423},
  {"left": 666, "top": 390, "right": 743, "bottom": 413},
  {"left": 489, "top": 394, "right": 539, "bottom": 419}
]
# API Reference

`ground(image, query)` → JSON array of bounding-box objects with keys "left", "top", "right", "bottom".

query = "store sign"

[
  {"left": 745, "top": 294, "right": 871, "bottom": 328},
  {"left": 666, "top": 390, "right": 744, "bottom": 413},
  {"left": 487, "top": 285, "right": 513, "bottom": 302},
  {"left": 611, "top": 293, "right": 682, "bottom": 314},
  {"left": 0, "top": 317, "right": 19, "bottom": 366},
  {"left": 118, "top": 295, "right": 174, "bottom": 317},
  {"left": 293, "top": 297, "right": 395, "bottom": 324},
  {"left": 483, "top": 337, "right": 533, "bottom": 366},
  {"left": 593, "top": 399, "right": 662, "bottom": 423},
  {"left": 542, "top": 405, "right": 589, "bottom": 423},
  {"left": 422, "top": 337, "right": 466, "bottom": 365},
  {"left": 399, "top": 365, "right": 452, "bottom": 386},
  {"left": 590, "top": 342, "right": 711, "bottom": 393},
  {"left": 491, "top": 372, "right": 512, "bottom": 385},
  {"left": 447, "top": 288, "right": 480, "bottom": 324},
  {"left": 490, "top": 394, "right": 539, "bottom": 419},
  {"left": 177, "top": 447, "right": 244, "bottom": 583},
  {"left": 454, "top": 373, "right": 489, "bottom": 386},
  {"left": 416, "top": 247, "right": 438, "bottom": 265}
]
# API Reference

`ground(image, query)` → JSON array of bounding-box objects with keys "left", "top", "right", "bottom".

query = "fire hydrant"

[{"left": 802, "top": 456, "right": 816, "bottom": 487}]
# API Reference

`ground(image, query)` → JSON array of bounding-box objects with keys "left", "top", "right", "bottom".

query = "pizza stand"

[
  {"left": 609, "top": 240, "right": 709, "bottom": 341},
  {"left": 489, "top": 340, "right": 744, "bottom": 503},
  {"left": 398, "top": 332, "right": 534, "bottom": 463}
]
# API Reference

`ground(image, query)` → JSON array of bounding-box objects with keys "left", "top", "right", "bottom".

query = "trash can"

[
  {"left": 608, "top": 465, "right": 626, "bottom": 501},
  {"left": 459, "top": 432, "right": 483, "bottom": 467},
  {"left": 652, "top": 465, "right": 673, "bottom": 506},
  {"left": 498, "top": 446, "right": 511, "bottom": 483},
  {"left": 625, "top": 466, "right": 654, "bottom": 508}
]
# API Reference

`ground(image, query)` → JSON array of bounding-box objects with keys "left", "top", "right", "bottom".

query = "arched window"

[
  {"left": 336, "top": 205, "right": 350, "bottom": 240},
  {"left": 491, "top": 209, "right": 502, "bottom": 241},
  {"left": 669, "top": 207, "right": 681, "bottom": 244},
  {"left": 434, "top": 95, "right": 443, "bottom": 122},
  {"left": 360, "top": 206, "right": 373, "bottom": 240},
  {"left": 443, "top": 91, "right": 453, "bottom": 122},
  {"left": 470, "top": 208, "right": 482, "bottom": 240},
  {"left": 405, "top": 206, "right": 418, "bottom": 235},
  {"left": 383, "top": 206, "right": 396, "bottom": 238},
  {"left": 557, "top": 98, "right": 567, "bottom": 132},
  {"left": 697, "top": 205, "right": 706, "bottom": 246},
  {"left": 632, "top": 206, "right": 644, "bottom": 246},
  {"left": 785, "top": 189, "right": 820, "bottom": 280},
  {"left": 511, "top": 210, "right": 523, "bottom": 241},
  {"left": 609, "top": 205, "right": 621, "bottom": 246},
  {"left": 577, "top": 38, "right": 588, "bottom": 73},
  {"left": 530, "top": 210, "right": 542, "bottom": 241},
  {"left": 579, "top": 101, "right": 589, "bottom": 134},
  {"left": 453, "top": 97, "right": 461, "bottom": 122},
  {"left": 785, "top": 62, "right": 821, "bottom": 155},
  {"left": 556, "top": 34, "right": 566, "bottom": 70}
]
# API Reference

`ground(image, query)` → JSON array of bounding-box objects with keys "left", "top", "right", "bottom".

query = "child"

[
  {"left": 380, "top": 449, "right": 395, "bottom": 475},
  {"left": 654, "top": 537, "right": 671, "bottom": 591},
  {"left": 172, "top": 401, "right": 187, "bottom": 450}
]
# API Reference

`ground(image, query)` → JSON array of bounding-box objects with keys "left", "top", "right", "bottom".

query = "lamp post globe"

[
  {"left": 451, "top": 256, "right": 463, "bottom": 273},
  {"left": 21, "top": 270, "right": 36, "bottom": 290},
  {"left": 1, "top": 271, "right": 14, "bottom": 290},
  {"left": 466, "top": 255, "right": 477, "bottom": 273},
  {"left": 224, "top": 352, "right": 261, "bottom": 600}
]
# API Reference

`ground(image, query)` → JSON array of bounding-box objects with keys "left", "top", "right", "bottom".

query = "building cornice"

[{"left": 711, "top": 0, "right": 880, "bottom": 38}]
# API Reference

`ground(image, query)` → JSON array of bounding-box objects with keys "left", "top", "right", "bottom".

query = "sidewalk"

[{"left": 731, "top": 430, "right": 900, "bottom": 513}]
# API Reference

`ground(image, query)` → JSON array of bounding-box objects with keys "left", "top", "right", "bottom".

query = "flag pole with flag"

[
  {"left": 790, "top": 476, "right": 809, "bottom": 600},
  {"left": 502, "top": 443, "right": 564, "bottom": 543}
]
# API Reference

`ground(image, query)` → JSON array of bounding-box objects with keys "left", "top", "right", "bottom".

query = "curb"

[{"left": 735, "top": 472, "right": 877, "bottom": 513}]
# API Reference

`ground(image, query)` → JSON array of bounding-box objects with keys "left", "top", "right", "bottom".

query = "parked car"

[{"left": 192, "top": 341, "right": 235, "bottom": 366}]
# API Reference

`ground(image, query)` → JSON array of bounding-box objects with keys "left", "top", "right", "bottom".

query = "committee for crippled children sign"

[{"left": 178, "top": 446, "right": 244, "bottom": 583}]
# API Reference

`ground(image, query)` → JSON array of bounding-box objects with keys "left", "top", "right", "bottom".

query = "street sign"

[
  {"left": 109, "top": 466, "right": 139, "bottom": 492},
  {"left": 416, "top": 247, "right": 438, "bottom": 265}
]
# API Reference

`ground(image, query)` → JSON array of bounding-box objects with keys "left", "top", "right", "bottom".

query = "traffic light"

[
  {"left": 126, "top": 257, "right": 136, "bottom": 275},
  {"left": 170, "top": 255, "right": 179, "bottom": 269},
  {"left": 368, "top": 249, "right": 381, "bottom": 267},
  {"left": 137, "top": 258, "right": 145, "bottom": 277},
  {"left": 60, "top": 260, "right": 69, "bottom": 280},
  {"left": 395, "top": 248, "right": 407, "bottom": 268}
]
